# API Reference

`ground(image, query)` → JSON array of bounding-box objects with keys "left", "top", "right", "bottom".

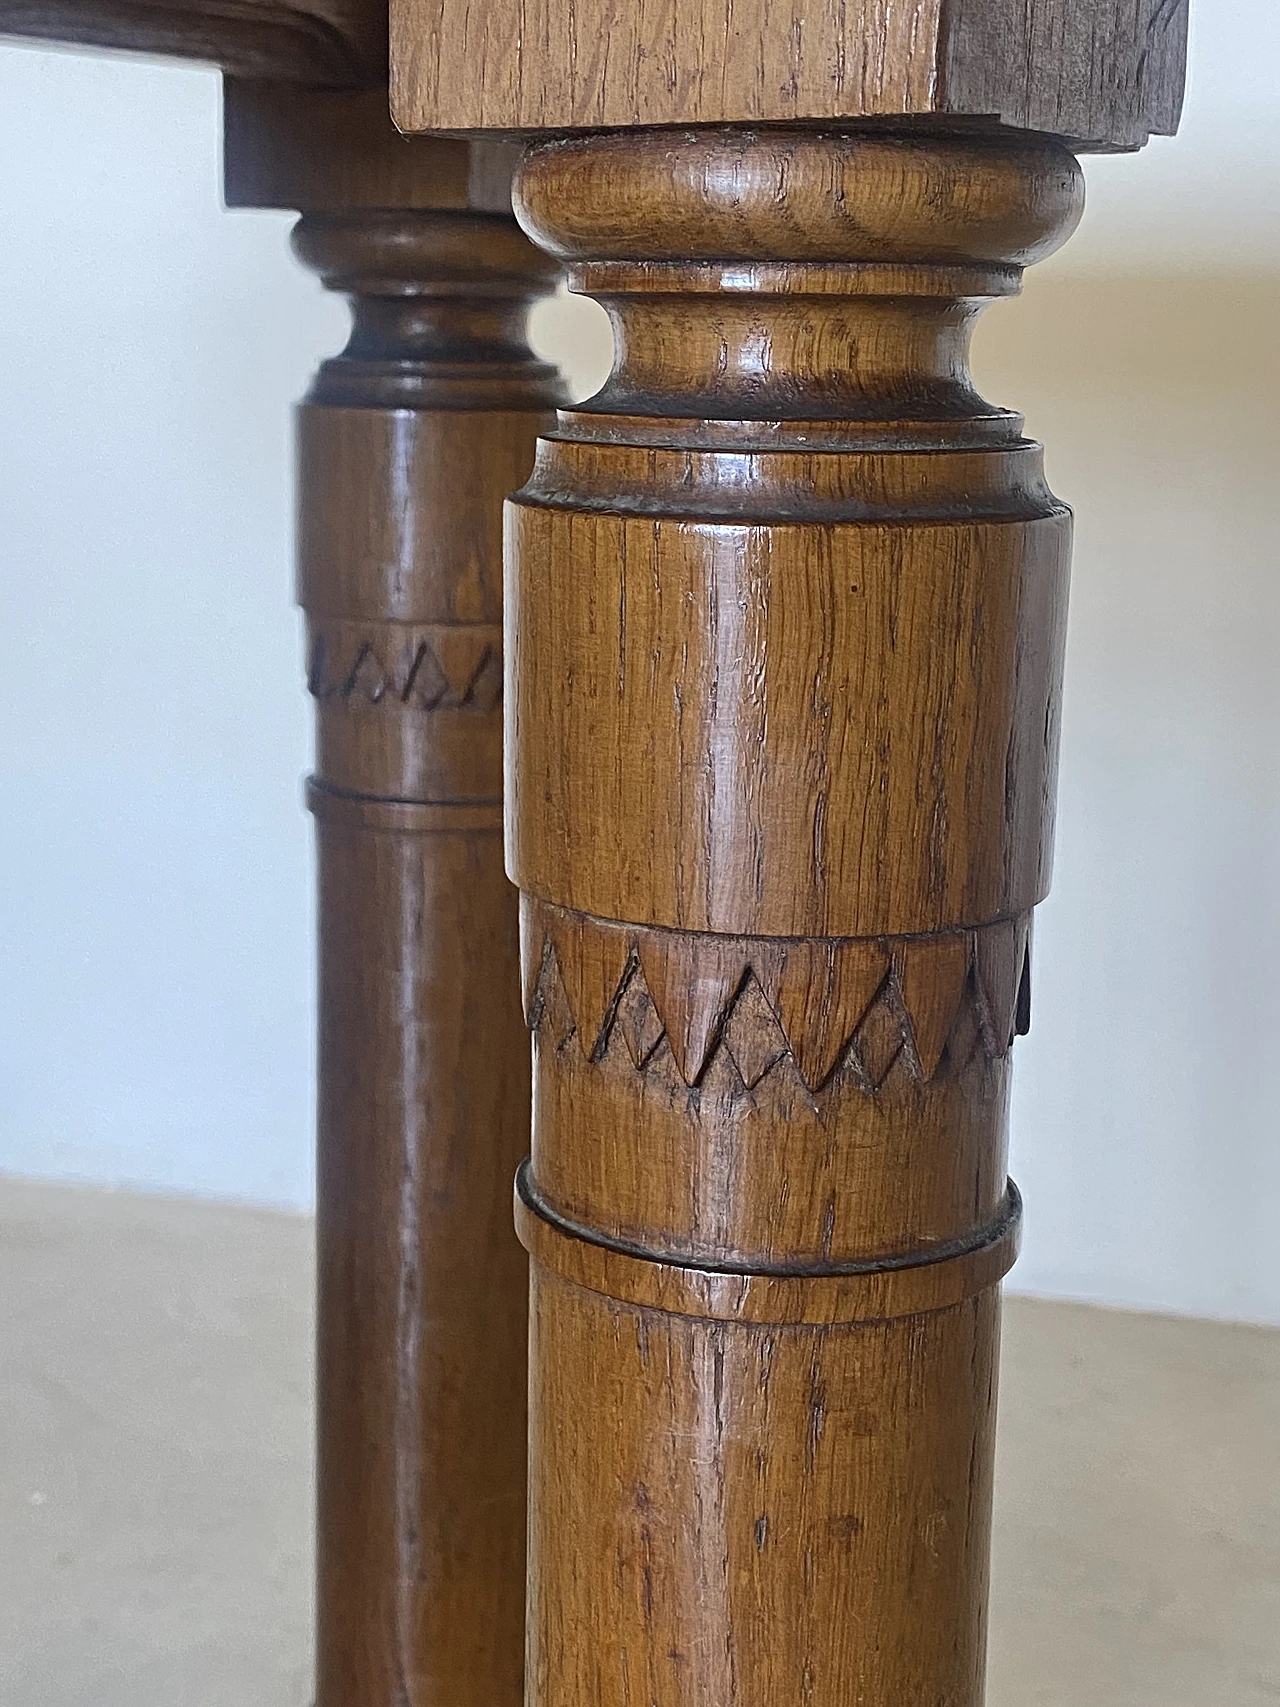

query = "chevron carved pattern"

[
  {"left": 308, "top": 623, "right": 503, "bottom": 713},
  {"left": 522, "top": 899, "right": 1033, "bottom": 1094}
]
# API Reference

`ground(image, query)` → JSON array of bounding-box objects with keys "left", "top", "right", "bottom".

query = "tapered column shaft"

[{"left": 506, "top": 130, "right": 1083, "bottom": 1707}]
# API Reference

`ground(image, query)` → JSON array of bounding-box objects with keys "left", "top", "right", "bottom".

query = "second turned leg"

[
  {"left": 297, "top": 214, "right": 560, "bottom": 1707},
  {"left": 224, "top": 85, "right": 563, "bottom": 1707}
]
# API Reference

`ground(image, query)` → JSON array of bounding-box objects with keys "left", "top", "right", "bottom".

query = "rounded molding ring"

[{"left": 516, "top": 1162, "right": 1023, "bottom": 1327}]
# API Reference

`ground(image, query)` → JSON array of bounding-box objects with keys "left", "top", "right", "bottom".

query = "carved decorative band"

[
  {"left": 516, "top": 1161, "right": 1022, "bottom": 1327},
  {"left": 521, "top": 898, "right": 1031, "bottom": 1092},
  {"left": 306, "top": 779, "right": 502, "bottom": 834},
  {"left": 307, "top": 623, "right": 503, "bottom": 713}
]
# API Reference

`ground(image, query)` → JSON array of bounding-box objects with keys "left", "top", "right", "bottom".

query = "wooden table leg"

[
  {"left": 505, "top": 129, "right": 1083, "bottom": 1707},
  {"left": 224, "top": 84, "right": 563, "bottom": 1707}
]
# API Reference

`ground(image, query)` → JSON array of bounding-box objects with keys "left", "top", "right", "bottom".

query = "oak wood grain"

[
  {"left": 289, "top": 178, "right": 563, "bottom": 1707},
  {"left": 393, "top": 0, "right": 1189, "bottom": 149},
  {"left": 506, "top": 127, "right": 1082, "bottom": 1707},
  {"left": 520, "top": 898, "right": 1029, "bottom": 1268}
]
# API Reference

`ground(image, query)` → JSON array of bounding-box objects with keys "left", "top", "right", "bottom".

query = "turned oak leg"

[
  {"left": 224, "top": 85, "right": 563, "bottom": 1707},
  {"left": 295, "top": 203, "right": 561, "bottom": 1707},
  {"left": 506, "top": 131, "right": 1083, "bottom": 1706}
]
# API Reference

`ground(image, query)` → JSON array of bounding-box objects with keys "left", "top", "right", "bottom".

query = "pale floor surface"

[{"left": 1, "top": 1178, "right": 1277, "bottom": 1707}]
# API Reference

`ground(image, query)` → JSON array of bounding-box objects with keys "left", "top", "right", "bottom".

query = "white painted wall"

[
  {"left": 1, "top": 2, "right": 1277, "bottom": 1321},
  {"left": 0, "top": 50, "right": 337, "bottom": 1207}
]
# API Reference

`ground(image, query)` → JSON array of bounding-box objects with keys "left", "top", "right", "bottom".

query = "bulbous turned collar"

[
  {"left": 292, "top": 208, "right": 563, "bottom": 298},
  {"left": 514, "top": 129, "right": 1084, "bottom": 270}
]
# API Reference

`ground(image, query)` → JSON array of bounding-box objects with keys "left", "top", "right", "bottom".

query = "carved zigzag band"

[
  {"left": 521, "top": 898, "right": 1032, "bottom": 1095},
  {"left": 307, "top": 623, "right": 503, "bottom": 713}
]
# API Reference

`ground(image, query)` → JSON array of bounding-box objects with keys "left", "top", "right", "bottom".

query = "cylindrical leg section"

[
  {"left": 313, "top": 798, "right": 529, "bottom": 1707},
  {"left": 527, "top": 1269, "right": 1002, "bottom": 1706}
]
